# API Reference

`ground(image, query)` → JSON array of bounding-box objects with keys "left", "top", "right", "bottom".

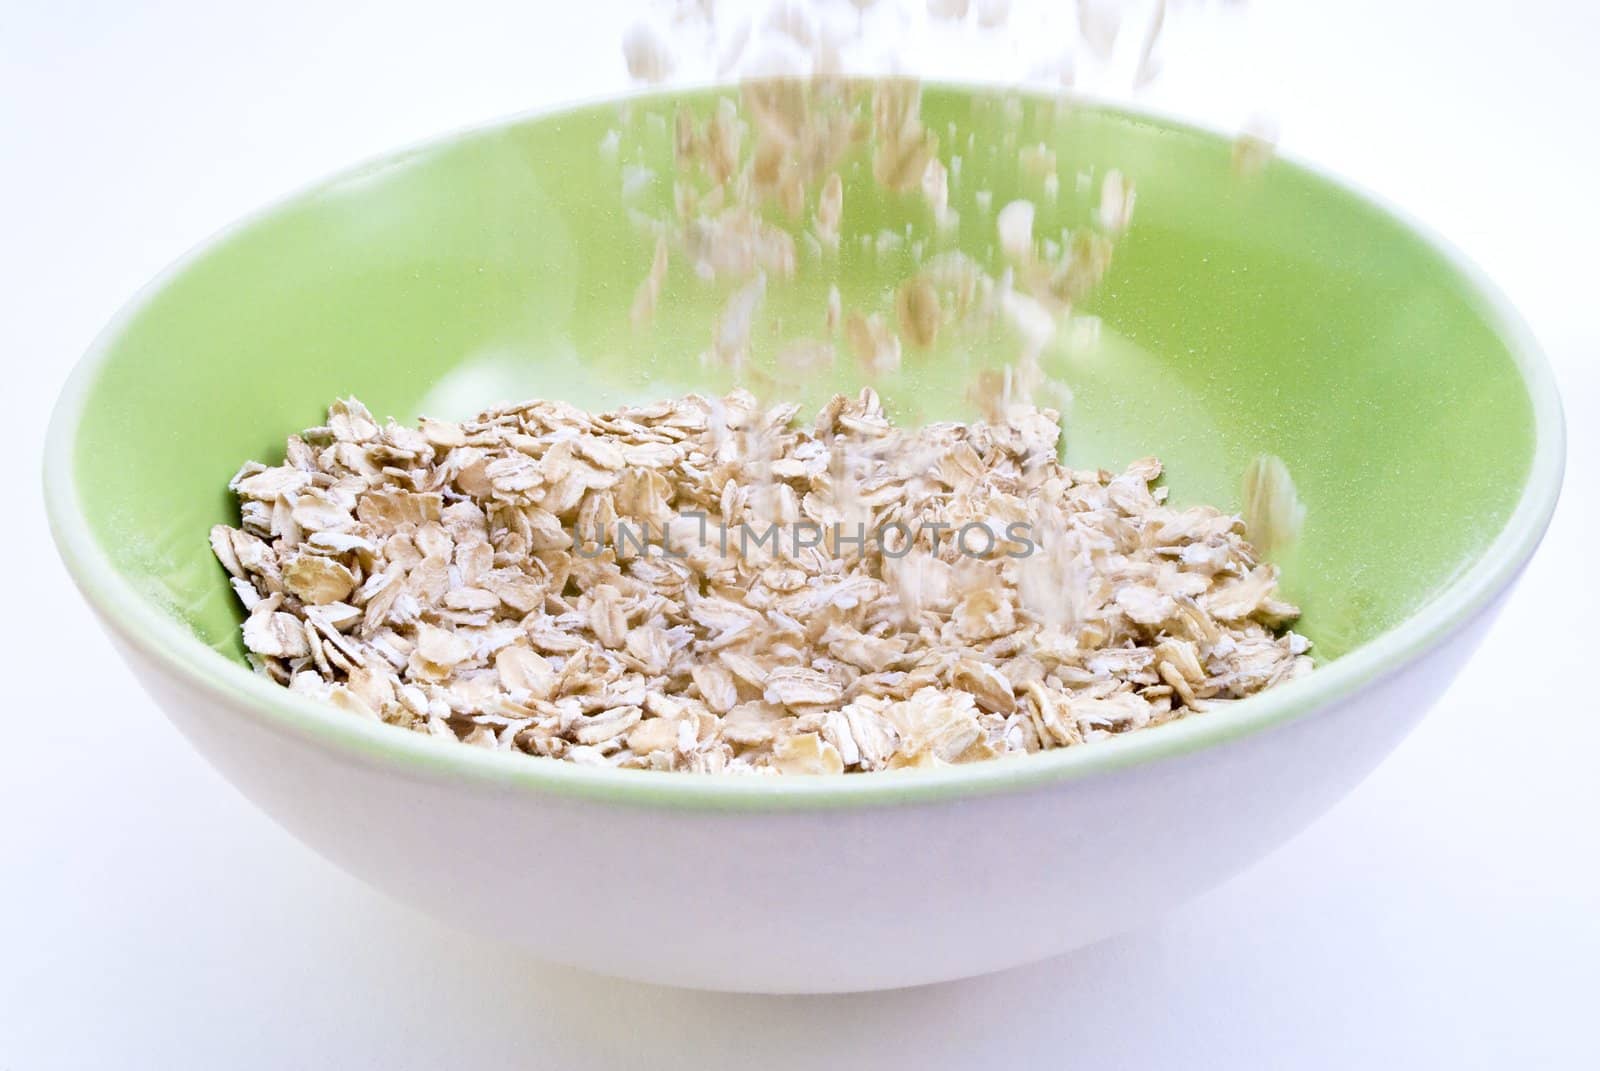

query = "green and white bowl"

[{"left": 44, "top": 86, "right": 1565, "bottom": 992}]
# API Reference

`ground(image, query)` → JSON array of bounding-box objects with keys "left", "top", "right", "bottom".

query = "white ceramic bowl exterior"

[{"left": 101, "top": 588, "right": 1509, "bottom": 993}]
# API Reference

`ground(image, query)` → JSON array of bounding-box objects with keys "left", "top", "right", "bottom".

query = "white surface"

[{"left": 3, "top": 0, "right": 1596, "bottom": 1065}]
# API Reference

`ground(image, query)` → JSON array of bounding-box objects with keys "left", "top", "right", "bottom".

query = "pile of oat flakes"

[{"left": 214, "top": 391, "right": 1309, "bottom": 774}]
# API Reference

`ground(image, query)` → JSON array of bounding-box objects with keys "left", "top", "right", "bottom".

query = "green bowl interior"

[{"left": 63, "top": 86, "right": 1537, "bottom": 671}]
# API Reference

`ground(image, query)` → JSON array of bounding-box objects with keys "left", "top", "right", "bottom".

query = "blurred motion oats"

[{"left": 209, "top": 0, "right": 1310, "bottom": 774}]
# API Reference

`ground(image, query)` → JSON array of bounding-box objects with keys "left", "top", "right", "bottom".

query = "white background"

[{"left": 3, "top": 1, "right": 1597, "bottom": 1067}]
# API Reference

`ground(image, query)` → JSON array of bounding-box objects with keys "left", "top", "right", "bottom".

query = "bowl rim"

[{"left": 42, "top": 83, "right": 1567, "bottom": 811}]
